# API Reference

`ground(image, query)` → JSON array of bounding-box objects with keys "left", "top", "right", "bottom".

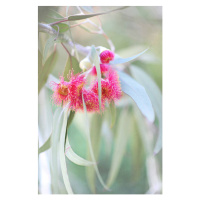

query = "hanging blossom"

[{"left": 51, "top": 49, "right": 122, "bottom": 112}]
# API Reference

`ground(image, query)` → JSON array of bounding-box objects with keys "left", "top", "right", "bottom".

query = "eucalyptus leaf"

[
  {"left": 82, "top": 94, "right": 109, "bottom": 191},
  {"left": 109, "top": 100, "right": 116, "bottom": 128},
  {"left": 39, "top": 51, "right": 58, "bottom": 94},
  {"left": 38, "top": 133, "right": 51, "bottom": 154},
  {"left": 45, "top": 8, "right": 65, "bottom": 23},
  {"left": 50, "top": 107, "right": 64, "bottom": 193},
  {"left": 117, "top": 70, "right": 155, "bottom": 123},
  {"left": 130, "top": 66, "right": 162, "bottom": 154},
  {"left": 67, "top": 6, "right": 129, "bottom": 21},
  {"left": 110, "top": 48, "right": 148, "bottom": 65},
  {"left": 106, "top": 110, "right": 131, "bottom": 187},
  {"left": 86, "top": 113, "right": 103, "bottom": 193},
  {"left": 43, "top": 36, "right": 55, "bottom": 64},
  {"left": 59, "top": 107, "right": 74, "bottom": 194},
  {"left": 65, "top": 136, "right": 94, "bottom": 166},
  {"left": 52, "top": 23, "right": 69, "bottom": 33},
  {"left": 91, "top": 46, "right": 101, "bottom": 110},
  {"left": 64, "top": 56, "right": 82, "bottom": 81}
]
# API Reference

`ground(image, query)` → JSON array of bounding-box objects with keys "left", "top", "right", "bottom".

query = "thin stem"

[
  {"left": 49, "top": 19, "right": 68, "bottom": 26},
  {"left": 61, "top": 43, "right": 73, "bottom": 70}
]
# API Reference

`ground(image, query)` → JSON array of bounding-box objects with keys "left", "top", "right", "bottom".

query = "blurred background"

[{"left": 38, "top": 6, "right": 162, "bottom": 194}]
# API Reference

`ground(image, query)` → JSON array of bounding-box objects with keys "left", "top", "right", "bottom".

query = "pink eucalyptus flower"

[
  {"left": 91, "top": 68, "right": 122, "bottom": 102},
  {"left": 50, "top": 76, "right": 69, "bottom": 106},
  {"left": 100, "top": 50, "right": 115, "bottom": 64},
  {"left": 67, "top": 72, "right": 86, "bottom": 111}
]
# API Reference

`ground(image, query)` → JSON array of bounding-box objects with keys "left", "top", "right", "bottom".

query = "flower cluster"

[{"left": 51, "top": 50, "right": 122, "bottom": 112}]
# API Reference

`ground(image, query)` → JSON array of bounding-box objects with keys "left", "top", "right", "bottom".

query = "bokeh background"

[{"left": 38, "top": 6, "right": 162, "bottom": 194}]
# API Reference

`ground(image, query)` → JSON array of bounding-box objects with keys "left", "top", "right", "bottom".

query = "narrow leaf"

[
  {"left": 43, "top": 36, "right": 56, "bottom": 64},
  {"left": 86, "top": 113, "right": 103, "bottom": 193},
  {"left": 91, "top": 46, "right": 101, "bottom": 110},
  {"left": 64, "top": 56, "right": 82, "bottom": 81},
  {"left": 39, "top": 51, "right": 58, "bottom": 94},
  {"left": 82, "top": 94, "right": 109, "bottom": 191},
  {"left": 52, "top": 23, "right": 69, "bottom": 33},
  {"left": 59, "top": 106, "right": 74, "bottom": 194},
  {"left": 68, "top": 6, "right": 129, "bottom": 21},
  {"left": 65, "top": 136, "right": 94, "bottom": 166},
  {"left": 45, "top": 8, "right": 65, "bottom": 23},
  {"left": 110, "top": 48, "right": 148, "bottom": 65},
  {"left": 117, "top": 70, "right": 155, "bottom": 123},
  {"left": 106, "top": 110, "right": 131, "bottom": 187},
  {"left": 130, "top": 66, "right": 162, "bottom": 154},
  {"left": 109, "top": 100, "right": 116, "bottom": 128},
  {"left": 50, "top": 107, "right": 64, "bottom": 193},
  {"left": 38, "top": 134, "right": 51, "bottom": 154}
]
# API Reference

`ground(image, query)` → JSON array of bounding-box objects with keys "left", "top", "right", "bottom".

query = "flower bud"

[{"left": 79, "top": 57, "right": 92, "bottom": 71}]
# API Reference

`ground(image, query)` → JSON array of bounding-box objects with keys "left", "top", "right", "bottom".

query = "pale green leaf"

[
  {"left": 82, "top": 94, "right": 109, "bottom": 191},
  {"left": 65, "top": 136, "right": 94, "bottom": 166},
  {"left": 52, "top": 23, "right": 69, "bottom": 33},
  {"left": 38, "top": 133, "right": 51, "bottom": 154},
  {"left": 106, "top": 110, "right": 131, "bottom": 187},
  {"left": 110, "top": 48, "right": 148, "bottom": 65},
  {"left": 39, "top": 51, "right": 58, "bottom": 94},
  {"left": 109, "top": 100, "right": 116, "bottom": 128},
  {"left": 43, "top": 36, "right": 55, "bottom": 64},
  {"left": 68, "top": 6, "right": 129, "bottom": 21},
  {"left": 130, "top": 66, "right": 162, "bottom": 154},
  {"left": 50, "top": 107, "right": 64, "bottom": 193},
  {"left": 59, "top": 106, "right": 73, "bottom": 194},
  {"left": 86, "top": 113, "right": 103, "bottom": 193},
  {"left": 91, "top": 46, "right": 101, "bottom": 110},
  {"left": 64, "top": 56, "right": 82, "bottom": 81},
  {"left": 117, "top": 70, "right": 155, "bottom": 123}
]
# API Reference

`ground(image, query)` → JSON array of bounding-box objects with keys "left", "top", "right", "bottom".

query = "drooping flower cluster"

[{"left": 51, "top": 49, "right": 122, "bottom": 112}]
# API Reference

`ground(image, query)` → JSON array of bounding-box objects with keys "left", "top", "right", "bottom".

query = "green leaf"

[
  {"left": 52, "top": 23, "right": 69, "bottom": 33},
  {"left": 82, "top": 94, "right": 109, "bottom": 191},
  {"left": 43, "top": 36, "right": 55, "bottom": 64},
  {"left": 45, "top": 8, "right": 65, "bottom": 23},
  {"left": 117, "top": 70, "right": 155, "bottom": 123},
  {"left": 63, "top": 56, "right": 82, "bottom": 81},
  {"left": 38, "top": 133, "right": 51, "bottom": 154},
  {"left": 59, "top": 106, "right": 73, "bottom": 194},
  {"left": 91, "top": 46, "right": 101, "bottom": 111},
  {"left": 67, "top": 6, "right": 129, "bottom": 21},
  {"left": 80, "top": 6, "right": 94, "bottom": 13},
  {"left": 65, "top": 136, "right": 94, "bottom": 166},
  {"left": 86, "top": 113, "right": 103, "bottom": 193},
  {"left": 50, "top": 107, "right": 64, "bottom": 193},
  {"left": 106, "top": 110, "right": 131, "bottom": 187},
  {"left": 130, "top": 66, "right": 162, "bottom": 154},
  {"left": 109, "top": 100, "right": 116, "bottom": 128},
  {"left": 38, "top": 50, "right": 58, "bottom": 94},
  {"left": 110, "top": 48, "right": 148, "bottom": 65},
  {"left": 38, "top": 50, "right": 42, "bottom": 76}
]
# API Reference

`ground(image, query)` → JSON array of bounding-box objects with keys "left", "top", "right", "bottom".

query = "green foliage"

[
  {"left": 86, "top": 113, "right": 103, "bottom": 193},
  {"left": 110, "top": 48, "right": 148, "bottom": 65},
  {"left": 64, "top": 56, "right": 82, "bottom": 81},
  {"left": 67, "top": 7, "right": 129, "bottom": 21},
  {"left": 118, "top": 70, "right": 155, "bottom": 123},
  {"left": 106, "top": 109, "right": 131, "bottom": 187},
  {"left": 38, "top": 133, "right": 51, "bottom": 154},
  {"left": 52, "top": 23, "right": 69, "bottom": 33},
  {"left": 38, "top": 50, "right": 58, "bottom": 94},
  {"left": 130, "top": 66, "right": 162, "bottom": 154}
]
